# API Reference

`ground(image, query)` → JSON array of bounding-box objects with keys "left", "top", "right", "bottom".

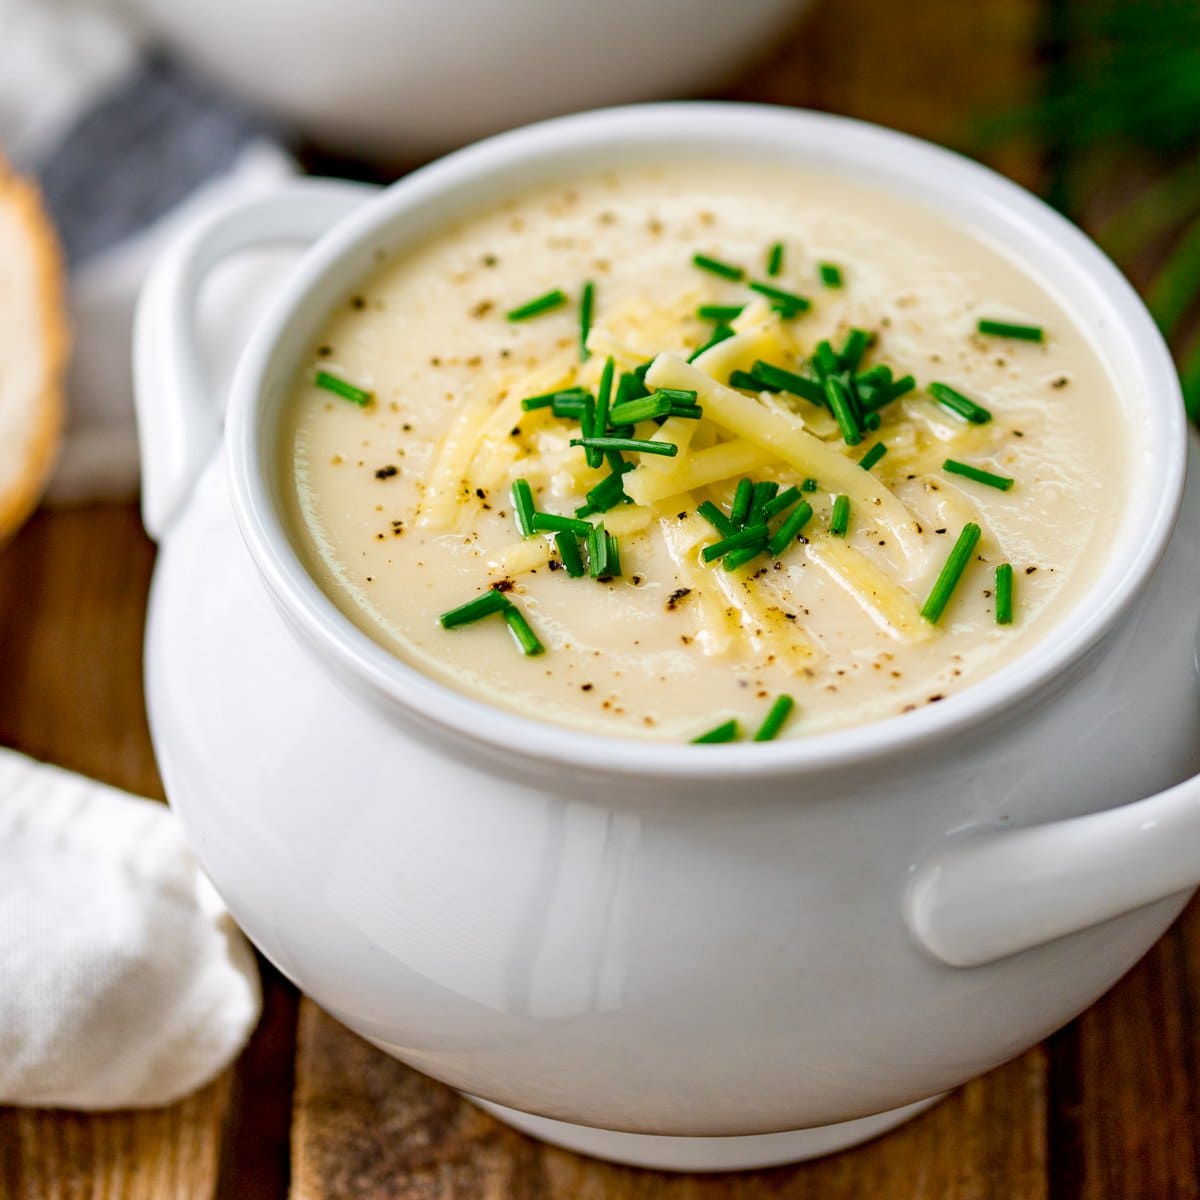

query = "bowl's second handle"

[
  {"left": 907, "top": 771, "right": 1200, "bottom": 967},
  {"left": 133, "top": 179, "right": 376, "bottom": 541}
]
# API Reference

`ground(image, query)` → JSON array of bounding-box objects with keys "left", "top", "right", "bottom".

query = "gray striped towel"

[{"left": 0, "top": 0, "right": 297, "bottom": 503}]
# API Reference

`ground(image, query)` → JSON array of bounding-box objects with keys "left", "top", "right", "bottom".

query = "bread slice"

[{"left": 0, "top": 156, "right": 67, "bottom": 541}]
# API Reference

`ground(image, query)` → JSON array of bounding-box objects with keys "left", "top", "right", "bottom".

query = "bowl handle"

[
  {"left": 133, "top": 178, "right": 376, "bottom": 541},
  {"left": 907, "top": 771, "right": 1200, "bottom": 966}
]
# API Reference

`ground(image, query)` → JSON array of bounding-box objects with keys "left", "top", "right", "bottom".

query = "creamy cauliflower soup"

[{"left": 284, "top": 161, "right": 1128, "bottom": 742}]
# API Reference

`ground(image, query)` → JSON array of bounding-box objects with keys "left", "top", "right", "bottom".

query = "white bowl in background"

[{"left": 120, "top": 0, "right": 805, "bottom": 158}]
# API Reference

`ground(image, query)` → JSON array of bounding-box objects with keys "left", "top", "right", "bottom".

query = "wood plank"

[
  {"left": 0, "top": 505, "right": 233, "bottom": 1200},
  {"left": 0, "top": 1081, "right": 229, "bottom": 1200},
  {"left": 1046, "top": 899, "right": 1200, "bottom": 1200},
  {"left": 0, "top": 505, "right": 159, "bottom": 795},
  {"left": 724, "top": 0, "right": 1045, "bottom": 188},
  {"left": 291, "top": 1002, "right": 1046, "bottom": 1200},
  {"left": 214, "top": 962, "right": 301, "bottom": 1200}
]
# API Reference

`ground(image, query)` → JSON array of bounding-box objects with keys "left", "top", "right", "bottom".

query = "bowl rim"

[{"left": 226, "top": 101, "right": 1186, "bottom": 782}]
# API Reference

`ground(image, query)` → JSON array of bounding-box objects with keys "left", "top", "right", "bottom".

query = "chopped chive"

[
  {"left": 552, "top": 393, "right": 593, "bottom": 418},
  {"left": 580, "top": 357, "right": 614, "bottom": 468},
  {"left": 729, "top": 369, "right": 777, "bottom": 393},
  {"left": 692, "top": 253, "right": 744, "bottom": 281},
  {"left": 692, "top": 718, "right": 740, "bottom": 744},
  {"left": 520, "top": 386, "right": 588, "bottom": 411},
  {"left": 510, "top": 478, "right": 536, "bottom": 537},
  {"left": 315, "top": 370, "right": 373, "bottom": 406},
  {"left": 766, "top": 242, "right": 784, "bottom": 277},
  {"left": 652, "top": 388, "right": 699, "bottom": 402},
  {"left": 587, "top": 522, "right": 607, "bottom": 577},
  {"left": 748, "top": 281, "right": 811, "bottom": 315},
  {"left": 977, "top": 318, "right": 1044, "bottom": 342},
  {"left": 830, "top": 494, "right": 851, "bottom": 537},
  {"left": 606, "top": 532, "right": 622, "bottom": 577},
  {"left": 995, "top": 563, "right": 1015, "bottom": 625},
  {"left": 843, "top": 376, "right": 865, "bottom": 428},
  {"left": 812, "top": 340, "right": 841, "bottom": 379},
  {"left": 860, "top": 373, "right": 915, "bottom": 413},
  {"left": 555, "top": 531, "right": 585, "bottom": 577},
  {"left": 819, "top": 262, "right": 844, "bottom": 288},
  {"left": 594, "top": 354, "right": 614, "bottom": 432},
  {"left": 688, "top": 323, "right": 736, "bottom": 362},
  {"left": 605, "top": 447, "right": 633, "bottom": 474},
  {"left": 750, "top": 480, "right": 779, "bottom": 522},
  {"left": 613, "top": 371, "right": 649, "bottom": 411},
  {"left": 943, "top": 459, "right": 1014, "bottom": 491},
  {"left": 863, "top": 411, "right": 881, "bottom": 431},
  {"left": 730, "top": 478, "right": 754, "bottom": 526},
  {"left": 921, "top": 522, "right": 982, "bottom": 624},
  {"left": 855, "top": 364, "right": 892, "bottom": 388},
  {"left": 929, "top": 382, "right": 992, "bottom": 424},
  {"left": 823, "top": 376, "right": 863, "bottom": 445},
  {"left": 571, "top": 436, "right": 678, "bottom": 456},
  {"left": 579, "top": 281, "right": 594, "bottom": 360},
  {"left": 701, "top": 522, "right": 769, "bottom": 563},
  {"left": 697, "top": 500, "right": 738, "bottom": 538},
  {"left": 504, "top": 605, "right": 544, "bottom": 656},
  {"left": 802, "top": 477, "right": 818, "bottom": 492},
  {"left": 839, "top": 328, "right": 871, "bottom": 372},
  {"left": 669, "top": 403, "right": 704, "bottom": 420},
  {"left": 617, "top": 370, "right": 650, "bottom": 406},
  {"left": 439, "top": 589, "right": 510, "bottom": 629},
  {"left": 753, "top": 694, "right": 795, "bottom": 741},
  {"left": 762, "top": 485, "right": 802, "bottom": 520},
  {"left": 506, "top": 289, "right": 567, "bottom": 321},
  {"left": 750, "top": 360, "right": 825, "bottom": 405},
  {"left": 698, "top": 304, "right": 744, "bottom": 322},
  {"left": 859, "top": 441, "right": 888, "bottom": 471},
  {"left": 766, "top": 500, "right": 814, "bottom": 557},
  {"left": 531, "top": 511, "right": 592, "bottom": 536},
  {"left": 723, "top": 545, "right": 763, "bottom": 571},
  {"left": 577, "top": 463, "right": 633, "bottom": 516},
  {"left": 609, "top": 393, "right": 673, "bottom": 425}
]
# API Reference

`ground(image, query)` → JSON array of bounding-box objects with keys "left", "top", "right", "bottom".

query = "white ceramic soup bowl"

[
  {"left": 135, "top": 103, "right": 1200, "bottom": 1172},
  {"left": 120, "top": 0, "right": 803, "bottom": 158}
]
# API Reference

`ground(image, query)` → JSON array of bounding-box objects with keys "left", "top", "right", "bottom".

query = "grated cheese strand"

[
  {"left": 645, "top": 354, "right": 929, "bottom": 580},
  {"left": 806, "top": 535, "right": 930, "bottom": 641},
  {"left": 625, "top": 439, "right": 769, "bottom": 506}
]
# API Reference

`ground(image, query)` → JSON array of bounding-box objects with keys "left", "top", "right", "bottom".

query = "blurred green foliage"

[{"left": 987, "top": 0, "right": 1200, "bottom": 422}]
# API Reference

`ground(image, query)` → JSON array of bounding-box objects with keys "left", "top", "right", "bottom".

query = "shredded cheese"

[
  {"left": 657, "top": 512, "right": 738, "bottom": 656},
  {"left": 418, "top": 386, "right": 499, "bottom": 528},
  {"left": 625, "top": 439, "right": 769, "bottom": 506},
  {"left": 806, "top": 536, "right": 930, "bottom": 641},
  {"left": 645, "top": 355, "right": 930, "bottom": 580},
  {"left": 487, "top": 505, "right": 652, "bottom": 577}
]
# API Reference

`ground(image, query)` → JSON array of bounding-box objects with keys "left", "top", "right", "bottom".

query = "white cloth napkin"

[
  {"left": 0, "top": 0, "right": 282, "bottom": 1109},
  {"left": 0, "top": 750, "right": 260, "bottom": 1109}
]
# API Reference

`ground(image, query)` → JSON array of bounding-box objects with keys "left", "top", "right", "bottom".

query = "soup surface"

[{"left": 285, "top": 161, "right": 1129, "bottom": 742}]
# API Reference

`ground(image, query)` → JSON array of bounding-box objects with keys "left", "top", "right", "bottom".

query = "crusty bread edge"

[{"left": 0, "top": 156, "right": 69, "bottom": 541}]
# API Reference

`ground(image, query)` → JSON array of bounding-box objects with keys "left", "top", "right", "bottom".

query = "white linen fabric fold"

[{"left": 0, "top": 751, "right": 261, "bottom": 1109}]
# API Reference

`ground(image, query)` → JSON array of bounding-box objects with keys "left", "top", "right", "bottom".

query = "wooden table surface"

[{"left": 3, "top": 2, "right": 1199, "bottom": 1197}]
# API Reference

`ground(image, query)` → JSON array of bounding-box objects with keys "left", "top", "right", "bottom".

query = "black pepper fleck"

[{"left": 665, "top": 587, "right": 691, "bottom": 611}]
